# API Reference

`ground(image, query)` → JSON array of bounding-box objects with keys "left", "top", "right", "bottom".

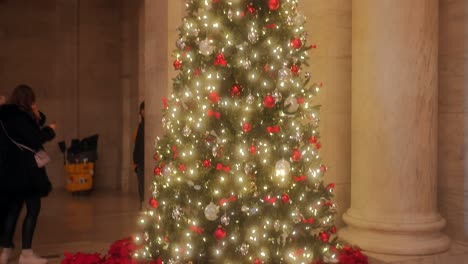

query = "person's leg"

[
  {"left": 19, "top": 196, "right": 46, "bottom": 264},
  {"left": 137, "top": 166, "right": 145, "bottom": 209},
  {"left": 0, "top": 198, "right": 23, "bottom": 264},
  {"left": 21, "top": 197, "right": 41, "bottom": 249}
]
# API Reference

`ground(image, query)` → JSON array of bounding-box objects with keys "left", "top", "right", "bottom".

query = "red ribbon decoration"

[
  {"left": 294, "top": 175, "right": 306, "bottom": 182},
  {"left": 190, "top": 226, "right": 203, "bottom": 235},
  {"left": 207, "top": 109, "right": 221, "bottom": 119},
  {"left": 220, "top": 195, "right": 237, "bottom": 206},
  {"left": 214, "top": 53, "right": 227, "bottom": 67},
  {"left": 302, "top": 217, "right": 314, "bottom": 224},
  {"left": 264, "top": 195, "right": 277, "bottom": 204},
  {"left": 216, "top": 163, "right": 230, "bottom": 172},
  {"left": 267, "top": 125, "right": 280, "bottom": 133},
  {"left": 172, "top": 146, "right": 178, "bottom": 159}
]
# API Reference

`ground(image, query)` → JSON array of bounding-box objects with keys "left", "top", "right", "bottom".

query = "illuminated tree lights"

[{"left": 136, "top": 0, "right": 340, "bottom": 263}]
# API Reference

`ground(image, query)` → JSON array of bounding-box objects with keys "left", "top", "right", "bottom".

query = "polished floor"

[
  {"left": 4, "top": 190, "right": 468, "bottom": 264},
  {"left": 6, "top": 190, "right": 142, "bottom": 264}
]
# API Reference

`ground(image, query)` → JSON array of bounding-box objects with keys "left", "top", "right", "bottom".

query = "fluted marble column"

[{"left": 339, "top": 0, "right": 450, "bottom": 255}]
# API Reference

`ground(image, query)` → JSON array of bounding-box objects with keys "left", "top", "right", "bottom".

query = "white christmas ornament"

[
  {"left": 274, "top": 159, "right": 291, "bottom": 187},
  {"left": 204, "top": 202, "right": 219, "bottom": 221},
  {"left": 284, "top": 95, "right": 299, "bottom": 113},
  {"left": 199, "top": 39, "right": 215, "bottom": 56}
]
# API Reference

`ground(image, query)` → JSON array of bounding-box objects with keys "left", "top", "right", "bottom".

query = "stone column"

[
  {"left": 339, "top": 0, "right": 450, "bottom": 255},
  {"left": 141, "top": 0, "right": 185, "bottom": 202}
]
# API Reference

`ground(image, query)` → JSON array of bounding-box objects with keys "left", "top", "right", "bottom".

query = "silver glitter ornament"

[
  {"left": 162, "top": 163, "right": 174, "bottom": 177},
  {"left": 221, "top": 214, "right": 230, "bottom": 226},
  {"left": 248, "top": 30, "right": 259, "bottom": 44},
  {"left": 273, "top": 89, "right": 283, "bottom": 103},
  {"left": 246, "top": 94, "right": 255, "bottom": 104},
  {"left": 278, "top": 67, "right": 292, "bottom": 82},
  {"left": 243, "top": 162, "right": 257, "bottom": 176},
  {"left": 287, "top": 16, "right": 294, "bottom": 26},
  {"left": 274, "top": 220, "right": 281, "bottom": 231},
  {"left": 204, "top": 202, "right": 219, "bottom": 221},
  {"left": 172, "top": 206, "right": 183, "bottom": 220},
  {"left": 239, "top": 243, "right": 249, "bottom": 256},
  {"left": 241, "top": 205, "right": 249, "bottom": 213},
  {"left": 242, "top": 59, "right": 251, "bottom": 70},
  {"left": 249, "top": 206, "right": 259, "bottom": 215},
  {"left": 176, "top": 38, "right": 186, "bottom": 50},
  {"left": 183, "top": 126, "right": 192, "bottom": 137},
  {"left": 212, "top": 146, "right": 219, "bottom": 157},
  {"left": 274, "top": 159, "right": 291, "bottom": 187},
  {"left": 294, "top": 13, "right": 306, "bottom": 25},
  {"left": 304, "top": 72, "right": 311, "bottom": 79},
  {"left": 199, "top": 39, "right": 215, "bottom": 56}
]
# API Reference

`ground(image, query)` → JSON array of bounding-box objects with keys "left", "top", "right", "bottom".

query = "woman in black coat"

[{"left": 0, "top": 85, "right": 56, "bottom": 264}]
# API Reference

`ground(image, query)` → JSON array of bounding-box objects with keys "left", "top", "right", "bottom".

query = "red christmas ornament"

[
  {"left": 249, "top": 145, "right": 257, "bottom": 155},
  {"left": 203, "top": 159, "right": 211, "bottom": 168},
  {"left": 326, "top": 183, "right": 335, "bottom": 190},
  {"left": 292, "top": 149, "right": 302, "bottom": 161},
  {"left": 214, "top": 226, "right": 226, "bottom": 240},
  {"left": 263, "top": 95, "right": 276, "bottom": 108},
  {"left": 230, "top": 84, "right": 242, "bottom": 97},
  {"left": 253, "top": 258, "right": 262, "bottom": 264},
  {"left": 243, "top": 123, "right": 252, "bottom": 133},
  {"left": 309, "top": 136, "right": 317, "bottom": 144},
  {"left": 291, "top": 37, "right": 302, "bottom": 49},
  {"left": 320, "top": 164, "right": 327, "bottom": 172},
  {"left": 153, "top": 154, "right": 159, "bottom": 161},
  {"left": 264, "top": 64, "right": 269, "bottom": 72},
  {"left": 297, "top": 97, "right": 305, "bottom": 104},
  {"left": 149, "top": 197, "right": 159, "bottom": 208},
  {"left": 247, "top": 5, "right": 256, "bottom": 14},
  {"left": 162, "top": 98, "right": 168, "bottom": 109},
  {"left": 154, "top": 167, "right": 162, "bottom": 176},
  {"left": 156, "top": 257, "right": 162, "bottom": 264},
  {"left": 319, "top": 232, "right": 330, "bottom": 243},
  {"left": 216, "top": 163, "right": 224, "bottom": 171},
  {"left": 209, "top": 92, "right": 220, "bottom": 104},
  {"left": 281, "top": 194, "right": 290, "bottom": 204},
  {"left": 214, "top": 53, "right": 227, "bottom": 66},
  {"left": 268, "top": 0, "right": 280, "bottom": 10},
  {"left": 265, "top": 23, "right": 277, "bottom": 29},
  {"left": 291, "top": 65, "right": 299, "bottom": 75},
  {"left": 315, "top": 141, "right": 321, "bottom": 150},
  {"left": 179, "top": 164, "right": 187, "bottom": 172},
  {"left": 331, "top": 226, "right": 337, "bottom": 234},
  {"left": 194, "top": 68, "right": 201, "bottom": 77},
  {"left": 173, "top": 59, "right": 182, "bottom": 70}
]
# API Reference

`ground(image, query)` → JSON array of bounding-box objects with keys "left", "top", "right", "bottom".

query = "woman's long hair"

[{"left": 8, "top": 84, "right": 37, "bottom": 121}]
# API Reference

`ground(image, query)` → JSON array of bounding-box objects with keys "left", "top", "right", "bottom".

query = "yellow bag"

[{"left": 65, "top": 163, "right": 94, "bottom": 192}]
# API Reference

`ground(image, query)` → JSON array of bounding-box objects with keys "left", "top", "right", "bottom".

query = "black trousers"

[
  {"left": 136, "top": 166, "right": 145, "bottom": 205},
  {"left": 0, "top": 196, "right": 41, "bottom": 249}
]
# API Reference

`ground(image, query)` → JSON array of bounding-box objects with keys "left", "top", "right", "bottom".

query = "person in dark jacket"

[
  {"left": 133, "top": 101, "right": 144, "bottom": 210},
  {"left": 0, "top": 85, "right": 56, "bottom": 264}
]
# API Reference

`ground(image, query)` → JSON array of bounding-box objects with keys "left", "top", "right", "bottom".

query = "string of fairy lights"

[{"left": 134, "top": 0, "right": 340, "bottom": 263}]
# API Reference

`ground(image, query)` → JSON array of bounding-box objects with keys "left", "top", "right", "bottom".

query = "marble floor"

[
  {"left": 5, "top": 190, "right": 142, "bottom": 264},
  {"left": 3, "top": 190, "right": 468, "bottom": 264}
]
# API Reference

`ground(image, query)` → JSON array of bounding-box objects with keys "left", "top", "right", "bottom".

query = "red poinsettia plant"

[{"left": 62, "top": 237, "right": 367, "bottom": 264}]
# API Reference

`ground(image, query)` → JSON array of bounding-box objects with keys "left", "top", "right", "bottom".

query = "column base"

[{"left": 339, "top": 211, "right": 451, "bottom": 256}]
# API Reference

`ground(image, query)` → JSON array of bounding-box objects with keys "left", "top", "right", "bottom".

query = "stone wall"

[
  {"left": 438, "top": 0, "right": 468, "bottom": 244},
  {"left": 0, "top": 0, "right": 124, "bottom": 190}
]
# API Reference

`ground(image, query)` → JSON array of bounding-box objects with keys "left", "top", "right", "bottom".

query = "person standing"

[
  {"left": 0, "top": 85, "right": 56, "bottom": 264},
  {"left": 133, "top": 101, "right": 145, "bottom": 210}
]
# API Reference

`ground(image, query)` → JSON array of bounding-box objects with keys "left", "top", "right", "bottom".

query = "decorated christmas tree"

[{"left": 136, "top": 0, "right": 340, "bottom": 263}]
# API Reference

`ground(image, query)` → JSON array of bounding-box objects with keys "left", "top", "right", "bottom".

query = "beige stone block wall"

[
  {"left": 0, "top": 0, "right": 123, "bottom": 191},
  {"left": 438, "top": 0, "right": 468, "bottom": 244},
  {"left": 304, "top": 0, "right": 352, "bottom": 227}
]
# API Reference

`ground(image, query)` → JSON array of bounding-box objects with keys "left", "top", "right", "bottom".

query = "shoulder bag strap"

[{"left": 0, "top": 120, "right": 36, "bottom": 154}]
